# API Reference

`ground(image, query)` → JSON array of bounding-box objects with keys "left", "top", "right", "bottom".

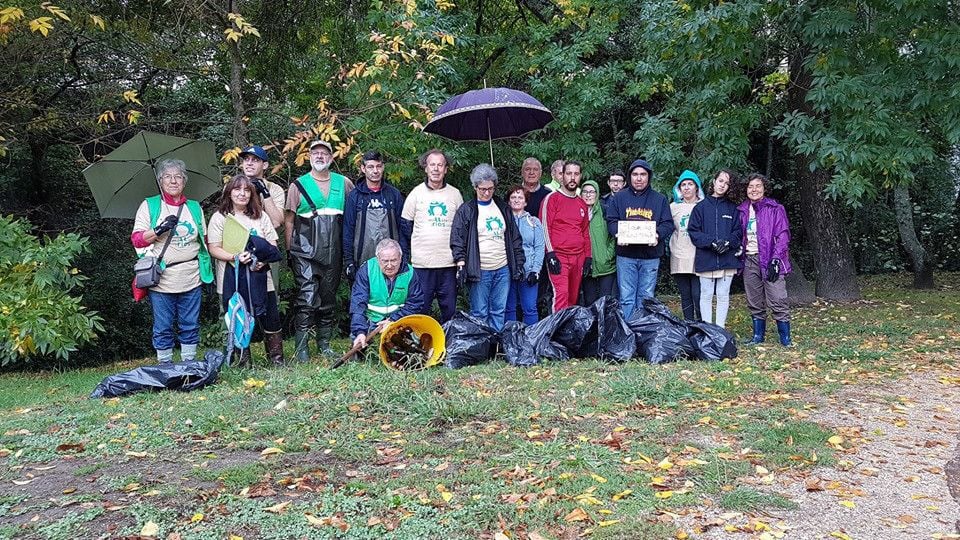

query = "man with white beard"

[{"left": 284, "top": 140, "right": 355, "bottom": 361}]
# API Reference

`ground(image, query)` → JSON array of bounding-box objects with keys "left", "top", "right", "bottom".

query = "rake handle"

[{"left": 330, "top": 323, "right": 386, "bottom": 369}]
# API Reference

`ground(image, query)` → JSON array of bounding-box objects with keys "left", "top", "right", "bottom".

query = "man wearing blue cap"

[
  {"left": 605, "top": 158, "right": 674, "bottom": 319},
  {"left": 239, "top": 145, "right": 285, "bottom": 231}
]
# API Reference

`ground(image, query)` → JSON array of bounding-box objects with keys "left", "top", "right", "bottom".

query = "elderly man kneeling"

[{"left": 350, "top": 239, "right": 426, "bottom": 349}]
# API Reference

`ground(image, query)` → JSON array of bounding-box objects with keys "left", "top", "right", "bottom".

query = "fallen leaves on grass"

[
  {"left": 564, "top": 507, "right": 589, "bottom": 522},
  {"left": 140, "top": 521, "right": 159, "bottom": 536},
  {"left": 305, "top": 513, "right": 350, "bottom": 532}
]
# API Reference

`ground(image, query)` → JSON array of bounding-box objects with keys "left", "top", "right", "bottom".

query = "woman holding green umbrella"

[{"left": 130, "top": 159, "right": 213, "bottom": 364}]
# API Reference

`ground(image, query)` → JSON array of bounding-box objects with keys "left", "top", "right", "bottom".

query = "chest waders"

[
  {"left": 290, "top": 173, "right": 346, "bottom": 360},
  {"left": 354, "top": 194, "right": 398, "bottom": 267}
]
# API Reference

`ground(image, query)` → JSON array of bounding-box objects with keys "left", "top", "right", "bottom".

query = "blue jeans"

[
  {"left": 616, "top": 256, "right": 660, "bottom": 320},
  {"left": 506, "top": 278, "right": 539, "bottom": 325},
  {"left": 468, "top": 266, "right": 511, "bottom": 331},
  {"left": 149, "top": 286, "right": 201, "bottom": 350}
]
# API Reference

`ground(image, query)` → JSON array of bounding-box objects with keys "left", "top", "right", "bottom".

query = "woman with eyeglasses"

[
  {"left": 130, "top": 159, "right": 213, "bottom": 364},
  {"left": 579, "top": 180, "right": 617, "bottom": 306},
  {"left": 450, "top": 164, "right": 526, "bottom": 331}
]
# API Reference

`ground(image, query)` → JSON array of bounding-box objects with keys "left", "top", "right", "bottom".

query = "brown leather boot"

[{"left": 265, "top": 331, "right": 285, "bottom": 365}]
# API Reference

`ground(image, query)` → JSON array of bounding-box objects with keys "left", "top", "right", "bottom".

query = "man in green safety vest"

[
  {"left": 349, "top": 239, "right": 425, "bottom": 349},
  {"left": 284, "top": 140, "right": 355, "bottom": 360}
]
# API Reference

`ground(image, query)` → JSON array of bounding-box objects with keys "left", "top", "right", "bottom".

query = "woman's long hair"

[
  {"left": 710, "top": 169, "right": 739, "bottom": 203},
  {"left": 219, "top": 175, "right": 262, "bottom": 219}
]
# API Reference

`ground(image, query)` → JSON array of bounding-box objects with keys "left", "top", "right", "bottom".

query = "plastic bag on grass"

[
  {"left": 589, "top": 296, "right": 636, "bottom": 363},
  {"left": 500, "top": 320, "right": 537, "bottom": 367},
  {"left": 90, "top": 349, "right": 226, "bottom": 398},
  {"left": 501, "top": 305, "right": 596, "bottom": 366},
  {"left": 442, "top": 312, "right": 499, "bottom": 369},
  {"left": 628, "top": 298, "right": 696, "bottom": 364},
  {"left": 688, "top": 321, "right": 738, "bottom": 360}
]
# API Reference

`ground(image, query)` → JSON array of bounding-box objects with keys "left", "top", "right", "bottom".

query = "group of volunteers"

[{"left": 131, "top": 140, "right": 794, "bottom": 367}]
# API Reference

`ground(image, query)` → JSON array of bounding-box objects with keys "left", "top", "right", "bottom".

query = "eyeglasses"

[
  {"left": 476, "top": 186, "right": 495, "bottom": 193},
  {"left": 160, "top": 174, "right": 185, "bottom": 182}
]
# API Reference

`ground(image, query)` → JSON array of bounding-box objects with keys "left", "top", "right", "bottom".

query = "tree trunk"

[
  {"left": 785, "top": 254, "right": 816, "bottom": 306},
  {"left": 227, "top": 39, "right": 249, "bottom": 148},
  {"left": 787, "top": 52, "right": 861, "bottom": 301},
  {"left": 892, "top": 184, "right": 935, "bottom": 288}
]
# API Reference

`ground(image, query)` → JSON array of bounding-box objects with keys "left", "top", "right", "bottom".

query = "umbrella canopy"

[
  {"left": 83, "top": 131, "right": 222, "bottom": 218},
  {"left": 422, "top": 87, "right": 553, "bottom": 164}
]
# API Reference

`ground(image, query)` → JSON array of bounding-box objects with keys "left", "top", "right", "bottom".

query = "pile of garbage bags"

[{"left": 442, "top": 297, "right": 736, "bottom": 369}]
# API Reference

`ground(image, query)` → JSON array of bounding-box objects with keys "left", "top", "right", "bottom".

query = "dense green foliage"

[
  {"left": 0, "top": 215, "right": 102, "bottom": 365},
  {"left": 0, "top": 0, "right": 958, "bottom": 363}
]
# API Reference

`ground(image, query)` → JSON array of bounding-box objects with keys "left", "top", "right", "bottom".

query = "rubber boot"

[
  {"left": 265, "top": 331, "right": 285, "bottom": 366},
  {"left": 293, "top": 330, "right": 311, "bottom": 363},
  {"left": 315, "top": 326, "right": 336, "bottom": 357},
  {"left": 744, "top": 318, "right": 766, "bottom": 345},
  {"left": 157, "top": 348, "right": 174, "bottom": 364},
  {"left": 776, "top": 320, "right": 793, "bottom": 347}
]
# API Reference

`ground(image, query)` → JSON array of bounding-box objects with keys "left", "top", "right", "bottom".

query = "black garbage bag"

[
  {"left": 90, "top": 350, "right": 226, "bottom": 398},
  {"left": 688, "top": 321, "right": 738, "bottom": 360},
  {"left": 441, "top": 312, "right": 500, "bottom": 369},
  {"left": 628, "top": 298, "right": 696, "bottom": 364},
  {"left": 500, "top": 320, "right": 538, "bottom": 367},
  {"left": 590, "top": 296, "right": 636, "bottom": 362}
]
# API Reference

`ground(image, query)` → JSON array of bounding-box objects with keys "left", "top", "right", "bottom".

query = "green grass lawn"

[{"left": 0, "top": 273, "right": 957, "bottom": 539}]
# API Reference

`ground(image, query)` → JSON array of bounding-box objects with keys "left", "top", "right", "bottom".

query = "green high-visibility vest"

[
  {"left": 295, "top": 172, "right": 346, "bottom": 216},
  {"left": 144, "top": 195, "right": 213, "bottom": 284},
  {"left": 365, "top": 257, "right": 414, "bottom": 323}
]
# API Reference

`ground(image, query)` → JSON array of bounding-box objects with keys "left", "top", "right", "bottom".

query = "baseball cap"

[
  {"left": 238, "top": 145, "right": 268, "bottom": 162},
  {"left": 309, "top": 140, "right": 333, "bottom": 153}
]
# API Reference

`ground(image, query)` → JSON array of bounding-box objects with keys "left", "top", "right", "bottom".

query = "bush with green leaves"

[{"left": 0, "top": 215, "right": 103, "bottom": 366}]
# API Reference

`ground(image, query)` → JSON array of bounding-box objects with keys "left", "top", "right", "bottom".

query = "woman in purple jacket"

[{"left": 738, "top": 173, "right": 792, "bottom": 346}]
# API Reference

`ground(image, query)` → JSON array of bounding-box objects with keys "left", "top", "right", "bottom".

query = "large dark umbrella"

[
  {"left": 83, "top": 131, "right": 222, "bottom": 218},
  {"left": 422, "top": 87, "right": 553, "bottom": 166}
]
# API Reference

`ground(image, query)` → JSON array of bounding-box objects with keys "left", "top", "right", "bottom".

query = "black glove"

[
  {"left": 525, "top": 272, "right": 538, "bottom": 285},
  {"left": 766, "top": 259, "right": 782, "bottom": 283},
  {"left": 513, "top": 270, "right": 524, "bottom": 282},
  {"left": 153, "top": 215, "right": 178, "bottom": 236},
  {"left": 455, "top": 265, "right": 467, "bottom": 288},
  {"left": 345, "top": 263, "right": 356, "bottom": 281},
  {"left": 582, "top": 257, "right": 593, "bottom": 278},
  {"left": 252, "top": 178, "right": 270, "bottom": 199},
  {"left": 545, "top": 252, "right": 561, "bottom": 275},
  {"left": 712, "top": 239, "right": 731, "bottom": 255}
]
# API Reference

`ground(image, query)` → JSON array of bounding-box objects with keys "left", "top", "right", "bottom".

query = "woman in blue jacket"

[
  {"left": 504, "top": 185, "right": 545, "bottom": 324},
  {"left": 687, "top": 170, "right": 742, "bottom": 328}
]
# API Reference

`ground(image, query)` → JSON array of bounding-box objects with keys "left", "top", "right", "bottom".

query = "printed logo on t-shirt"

[
  {"left": 625, "top": 207, "right": 653, "bottom": 220},
  {"left": 368, "top": 198, "right": 384, "bottom": 209},
  {"left": 679, "top": 214, "right": 690, "bottom": 234},
  {"left": 579, "top": 208, "right": 586, "bottom": 218},
  {"left": 427, "top": 201, "right": 448, "bottom": 227},
  {"left": 484, "top": 216, "right": 505, "bottom": 240},
  {"left": 747, "top": 217, "right": 756, "bottom": 232},
  {"left": 173, "top": 220, "right": 195, "bottom": 248}
]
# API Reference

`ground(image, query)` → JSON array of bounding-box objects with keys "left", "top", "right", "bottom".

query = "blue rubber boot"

[
  {"left": 745, "top": 318, "right": 766, "bottom": 345},
  {"left": 776, "top": 320, "right": 793, "bottom": 347}
]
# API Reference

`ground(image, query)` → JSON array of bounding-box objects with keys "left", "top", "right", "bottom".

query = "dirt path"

[{"left": 680, "top": 361, "right": 960, "bottom": 539}]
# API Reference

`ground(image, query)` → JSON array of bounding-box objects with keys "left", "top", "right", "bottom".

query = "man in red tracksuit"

[{"left": 540, "top": 160, "right": 592, "bottom": 311}]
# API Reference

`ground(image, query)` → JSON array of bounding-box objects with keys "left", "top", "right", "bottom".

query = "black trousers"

[
  {"left": 673, "top": 273, "right": 701, "bottom": 321},
  {"left": 580, "top": 273, "right": 616, "bottom": 306}
]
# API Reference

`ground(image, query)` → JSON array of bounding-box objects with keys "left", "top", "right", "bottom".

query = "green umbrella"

[{"left": 83, "top": 131, "right": 222, "bottom": 218}]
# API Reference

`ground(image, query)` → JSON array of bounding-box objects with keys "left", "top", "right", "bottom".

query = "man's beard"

[{"left": 311, "top": 160, "right": 331, "bottom": 173}]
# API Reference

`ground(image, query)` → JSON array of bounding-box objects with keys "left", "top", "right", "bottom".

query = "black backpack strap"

[
  {"left": 293, "top": 179, "right": 319, "bottom": 215},
  {"left": 156, "top": 203, "right": 186, "bottom": 264}
]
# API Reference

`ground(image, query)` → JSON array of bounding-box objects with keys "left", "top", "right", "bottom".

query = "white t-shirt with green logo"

[
  {"left": 401, "top": 182, "right": 463, "bottom": 268},
  {"left": 746, "top": 205, "right": 759, "bottom": 255},
  {"left": 133, "top": 200, "right": 201, "bottom": 294},
  {"left": 477, "top": 202, "right": 507, "bottom": 271}
]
